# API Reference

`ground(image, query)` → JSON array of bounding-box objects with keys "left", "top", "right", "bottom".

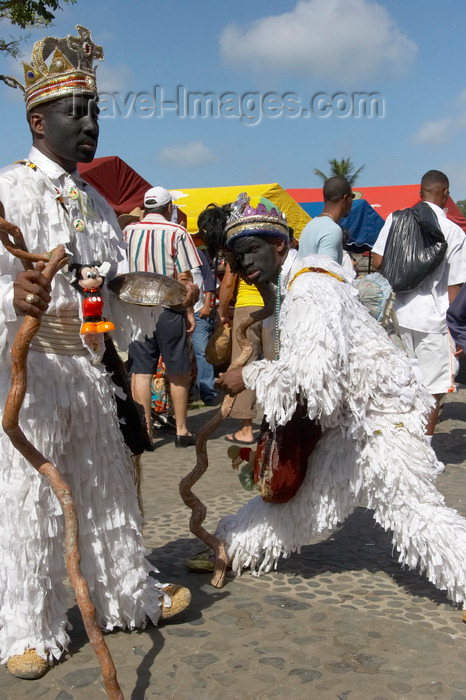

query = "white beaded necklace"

[{"left": 274, "top": 271, "right": 282, "bottom": 361}]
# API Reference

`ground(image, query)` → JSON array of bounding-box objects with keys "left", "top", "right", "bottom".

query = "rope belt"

[{"left": 30, "top": 313, "right": 87, "bottom": 356}]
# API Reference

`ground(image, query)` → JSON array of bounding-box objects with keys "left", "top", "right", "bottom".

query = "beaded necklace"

[{"left": 274, "top": 271, "right": 282, "bottom": 360}]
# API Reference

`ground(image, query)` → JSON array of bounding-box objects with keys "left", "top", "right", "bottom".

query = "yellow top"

[{"left": 236, "top": 278, "right": 264, "bottom": 308}]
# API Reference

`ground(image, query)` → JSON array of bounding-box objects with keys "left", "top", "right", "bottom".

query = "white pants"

[{"left": 399, "top": 326, "right": 458, "bottom": 394}]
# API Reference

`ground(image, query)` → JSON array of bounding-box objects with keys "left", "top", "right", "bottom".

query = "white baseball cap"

[{"left": 144, "top": 186, "right": 172, "bottom": 208}]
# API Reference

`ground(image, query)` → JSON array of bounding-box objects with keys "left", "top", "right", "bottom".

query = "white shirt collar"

[
  {"left": 424, "top": 200, "right": 447, "bottom": 219},
  {"left": 28, "top": 146, "right": 81, "bottom": 183},
  {"left": 140, "top": 213, "right": 170, "bottom": 223}
]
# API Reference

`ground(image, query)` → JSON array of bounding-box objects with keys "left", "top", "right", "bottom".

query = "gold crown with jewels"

[{"left": 0, "top": 25, "right": 103, "bottom": 111}]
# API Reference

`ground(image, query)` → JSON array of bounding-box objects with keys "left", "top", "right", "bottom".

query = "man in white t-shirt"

[
  {"left": 372, "top": 170, "right": 466, "bottom": 438},
  {"left": 298, "top": 176, "right": 354, "bottom": 263}
]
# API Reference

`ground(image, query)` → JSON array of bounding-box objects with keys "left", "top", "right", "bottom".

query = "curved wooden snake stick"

[
  {"left": 0, "top": 217, "right": 123, "bottom": 700},
  {"left": 179, "top": 283, "right": 275, "bottom": 588}
]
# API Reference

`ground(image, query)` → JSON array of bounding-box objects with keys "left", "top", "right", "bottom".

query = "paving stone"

[
  {"left": 293, "top": 635, "right": 326, "bottom": 644},
  {"left": 210, "top": 672, "right": 238, "bottom": 687},
  {"left": 255, "top": 673, "right": 278, "bottom": 683},
  {"left": 233, "top": 602, "right": 263, "bottom": 612},
  {"left": 61, "top": 667, "right": 101, "bottom": 688},
  {"left": 263, "top": 595, "right": 311, "bottom": 610},
  {"left": 328, "top": 661, "right": 355, "bottom": 674},
  {"left": 187, "top": 617, "right": 207, "bottom": 626},
  {"left": 19, "top": 686, "right": 52, "bottom": 698},
  {"left": 181, "top": 653, "right": 219, "bottom": 669},
  {"left": 210, "top": 612, "right": 238, "bottom": 625},
  {"left": 288, "top": 668, "right": 322, "bottom": 682},
  {"left": 4, "top": 391, "right": 466, "bottom": 699},
  {"left": 416, "top": 681, "right": 444, "bottom": 695},
  {"left": 387, "top": 682, "right": 414, "bottom": 694},
  {"left": 258, "top": 657, "right": 286, "bottom": 669},
  {"left": 165, "top": 628, "right": 210, "bottom": 637}
]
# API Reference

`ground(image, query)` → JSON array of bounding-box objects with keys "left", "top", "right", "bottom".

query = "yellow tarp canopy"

[{"left": 170, "top": 183, "right": 310, "bottom": 237}]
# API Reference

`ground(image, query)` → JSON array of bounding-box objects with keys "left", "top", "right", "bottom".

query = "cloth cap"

[
  {"left": 0, "top": 25, "right": 103, "bottom": 112},
  {"left": 225, "top": 192, "right": 289, "bottom": 248},
  {"left": 144, "top": 186, "right": 172, "bottom": 208}
]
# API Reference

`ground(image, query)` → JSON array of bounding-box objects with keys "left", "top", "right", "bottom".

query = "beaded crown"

[
  {"left": 225, "top": 192, "right": 289, "bottom": 248},
  {"left": 0, "top": 25, "right": 103, "bottom": 111}
]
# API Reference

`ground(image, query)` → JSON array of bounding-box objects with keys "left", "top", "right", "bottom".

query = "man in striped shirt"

[{"left": 125, "top": 187, "right": 202, "bottom": 447}]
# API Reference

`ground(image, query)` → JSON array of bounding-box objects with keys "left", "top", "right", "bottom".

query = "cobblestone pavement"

[{"left": 1, "top": 387, "right": 466, "bottom": 700}]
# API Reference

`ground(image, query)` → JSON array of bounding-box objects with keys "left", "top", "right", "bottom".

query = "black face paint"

[
  {"left": 231, "top": 236, "right": 282, "bottom": 285},
  {"left": 37, "top": 94, "right": 99, "bottom": 169}
]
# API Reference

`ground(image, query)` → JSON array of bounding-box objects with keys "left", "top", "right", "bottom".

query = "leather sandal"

[
  {"left": 7, "top": 649, "right": 49, "bottom": 679},
  {"left": 160, "top": 584, "right": 191, "bottom": 620}
]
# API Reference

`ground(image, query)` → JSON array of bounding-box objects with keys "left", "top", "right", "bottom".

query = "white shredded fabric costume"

[
  {"left": 216, "top": 251, "right": 466, "bottom": 606},
  {"left": 0, "top": 148, "right": 167, "bottom": 664}
]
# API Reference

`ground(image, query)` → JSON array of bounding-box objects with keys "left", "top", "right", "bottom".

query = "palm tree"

[{"left": 314, "top": 158, "right": 365, "bottom": 186}]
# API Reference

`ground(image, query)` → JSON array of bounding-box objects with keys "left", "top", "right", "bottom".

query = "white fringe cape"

[
  {"left": 216, "top": 253, "right": 466, "bottom": 606},
  {"left": 0, "top": 152, "right": 166, "bottom": 663}
]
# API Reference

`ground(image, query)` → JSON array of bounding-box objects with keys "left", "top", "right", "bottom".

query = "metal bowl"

[{"left": 108, "top": 272, "right": 186, "bottom": 307}]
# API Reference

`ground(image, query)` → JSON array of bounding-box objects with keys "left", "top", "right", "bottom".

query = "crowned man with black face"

[
  {"left": 199, "top": 193, "right": 466, "bottom": 619},
  {"left": 0, "top": 26, "right": 191, "bottom": 680}
]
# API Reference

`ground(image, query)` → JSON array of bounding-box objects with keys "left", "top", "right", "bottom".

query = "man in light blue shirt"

[{"left": 298, "top": 176, "right": 354, "bottom": 263}]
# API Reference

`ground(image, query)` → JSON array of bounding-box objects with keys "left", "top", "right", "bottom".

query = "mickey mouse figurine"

[{"left": 70, "top": 261, "right": 115, "bottom": 335}]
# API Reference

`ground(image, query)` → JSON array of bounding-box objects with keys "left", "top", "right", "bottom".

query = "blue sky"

[{"left": 1, "top": 0, "right": 466, "bottom": 200}]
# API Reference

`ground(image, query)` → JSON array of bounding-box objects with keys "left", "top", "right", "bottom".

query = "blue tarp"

[{"left": 299, "top": 199, "right": 385, "bottom": 252}]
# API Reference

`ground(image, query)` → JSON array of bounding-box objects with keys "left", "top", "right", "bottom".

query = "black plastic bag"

[{"left": 380, "top": 202, "right": 447, "bottom": 293}]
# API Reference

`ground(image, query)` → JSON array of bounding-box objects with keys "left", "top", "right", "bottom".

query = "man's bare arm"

[{"left": 371, "top": 252, "right": 383, "bottom": 270}]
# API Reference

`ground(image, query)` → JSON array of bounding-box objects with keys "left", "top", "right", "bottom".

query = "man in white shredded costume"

[
  {"left": 0, "top": 26, "right": 191, "bottom": 679},
  {"left": 202, "top": 193, "right": 466, "bottom": 617}
]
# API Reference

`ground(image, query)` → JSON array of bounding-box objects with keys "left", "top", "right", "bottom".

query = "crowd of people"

[{"left": 0, "top": 24, "right": 465, "bottom": 684}]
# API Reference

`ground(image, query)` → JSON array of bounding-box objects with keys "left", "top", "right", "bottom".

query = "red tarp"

[
  {"left": 287, "top": 184, "right": 466, "bottom": 233},
  {"left": 78, "top": 156, "right": 152, "bottom": 216}
]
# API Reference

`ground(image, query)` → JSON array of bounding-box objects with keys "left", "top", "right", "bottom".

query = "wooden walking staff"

[
  {"left": 0, "top": 211, "right": 124, "bottom": 700},
  {"left": 179, "top": 284, "right": 275, "bottom": 588}
]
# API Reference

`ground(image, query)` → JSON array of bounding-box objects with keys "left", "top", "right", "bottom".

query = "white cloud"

[
  {"left": 219, "top": 0, "right": 417, "bottom": 80},
  {"left": 97, "top": 64, "right": 132, "bottom": 93},
  {"left": 413, "top": 87, "right": 466, "bottom": 146},
  {"left": 414, "top": 118, "right": 453, "bottom": 146},
  {"left": 158, "top": 141, "right": 215, "bottom": 169}
]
